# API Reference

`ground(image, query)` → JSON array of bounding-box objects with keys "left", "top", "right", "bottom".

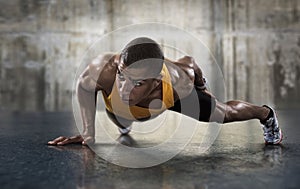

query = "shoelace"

[
  {"left": 263, "top": 125, "right": 274, "bottom": 139},
  {"left": 265, "top": 117, "right": 274, "bottom": 128},
  {"left": 266, "top": 117, "right": 280, "bottom": 135}
]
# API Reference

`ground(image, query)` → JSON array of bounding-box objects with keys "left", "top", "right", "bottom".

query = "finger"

[
  {"left": 51, "top": 136, "right": 67, "bottom": 143},
  {"left": 57, "top": 135, "right": 83, "bottom": 145},
  {"left": 57, "top": 138, "right": 70, "bottom": 145},
  {"left": 82, "top": 136, "right": 95, "bottom": 146},
  {"left": 48, "top": 136, "right": 67, "bottom": 145}
]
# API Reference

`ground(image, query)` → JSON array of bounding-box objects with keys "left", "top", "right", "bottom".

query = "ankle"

[{"left": 260, "top": 105, "right": 272, "bottom": 124}]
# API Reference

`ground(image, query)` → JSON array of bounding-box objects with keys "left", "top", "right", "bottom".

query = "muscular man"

[{"left": 48, "top": 37, "right": 283, "bottom": 146}]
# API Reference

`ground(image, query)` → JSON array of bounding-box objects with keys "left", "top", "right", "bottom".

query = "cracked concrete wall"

[{"left": 0, "top": 0, "right": 299, "bottom": 111}]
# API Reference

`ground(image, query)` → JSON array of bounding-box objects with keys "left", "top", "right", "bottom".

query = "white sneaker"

[{"left": 262, "top": 105, "right": 283, "bottom": 145}]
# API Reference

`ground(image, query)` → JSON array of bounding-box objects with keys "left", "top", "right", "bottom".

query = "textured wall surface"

[{"left": 0, "top": 0, "right": 299, "bottom": 111}]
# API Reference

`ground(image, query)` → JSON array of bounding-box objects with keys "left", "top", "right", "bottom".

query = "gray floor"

[{"left": 0, "top": 110, "right": 300, "bottom": 189}]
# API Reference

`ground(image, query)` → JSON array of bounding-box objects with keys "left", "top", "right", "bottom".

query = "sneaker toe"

[{"left": 273, "top": 129, "right": 283, "bottom": 144}]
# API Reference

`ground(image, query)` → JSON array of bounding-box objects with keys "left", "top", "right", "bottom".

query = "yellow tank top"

[{"left": 102, "top": 64, "right": 174, "bottom": 120}]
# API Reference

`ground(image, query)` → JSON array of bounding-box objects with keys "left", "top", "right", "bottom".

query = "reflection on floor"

[{"left": 0, "top": 110, "right": 299, "bottom": 189}]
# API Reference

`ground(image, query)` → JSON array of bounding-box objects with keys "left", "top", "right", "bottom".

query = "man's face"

[{"left": 115, "top": 61, "right": 161, "bottom": 106}]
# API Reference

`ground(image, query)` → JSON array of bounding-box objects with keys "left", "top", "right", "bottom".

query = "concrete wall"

[{"left": 0, "top": 0, "right": 299, "bottom": 111}]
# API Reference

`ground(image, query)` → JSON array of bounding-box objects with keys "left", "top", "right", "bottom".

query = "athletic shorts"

[{"left": 168, "top": 88, "right": 216, "bottom": 122}]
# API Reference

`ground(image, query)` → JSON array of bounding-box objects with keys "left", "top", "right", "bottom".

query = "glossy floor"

[{"left": 0, "top": 110, "right": 299, "bottom": 189}]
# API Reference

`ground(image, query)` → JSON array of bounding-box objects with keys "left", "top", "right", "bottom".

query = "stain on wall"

[{"left": 0, "top": 0, "right": 299, "bottom": 111}]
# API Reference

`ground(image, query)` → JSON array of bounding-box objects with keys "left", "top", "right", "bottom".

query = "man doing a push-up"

[{"left": 48, "top": 37, "right": 283, "bottom": 146}]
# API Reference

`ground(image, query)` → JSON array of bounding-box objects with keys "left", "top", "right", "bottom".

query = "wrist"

[{"left": 83, "top": 126, "right": 95, "bottom": 137}]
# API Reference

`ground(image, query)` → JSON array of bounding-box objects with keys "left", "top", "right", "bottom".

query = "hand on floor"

[{"left": 47, "top": 135, "right": 95, "bottom": 146}]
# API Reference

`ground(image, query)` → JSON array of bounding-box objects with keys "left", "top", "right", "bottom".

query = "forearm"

[{"left": 77, "top": 81, "right": 97, "bottom": 137}]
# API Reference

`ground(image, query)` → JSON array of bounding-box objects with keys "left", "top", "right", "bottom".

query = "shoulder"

[
  {"left": 79, "top": 53, "right": 118, "bottom": 92},
  {"left": 176, "top": 56, "right": 195, "bottom": 67},
  {"left": 164, "top": 56, "right": 195, "bottom": 99},
  {"left": 88, "top": 53, "right": 117, "bottom": 75},
  {"left": 87, "top": 53, "right": 118, "bottom": 78},
  {"left": 165, "top": 56, "right": 195, "bottom": 82}
]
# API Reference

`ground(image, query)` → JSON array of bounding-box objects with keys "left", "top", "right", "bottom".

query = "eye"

[{"left": 133, "top": 80, "right": 143, "bottom": 87}]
